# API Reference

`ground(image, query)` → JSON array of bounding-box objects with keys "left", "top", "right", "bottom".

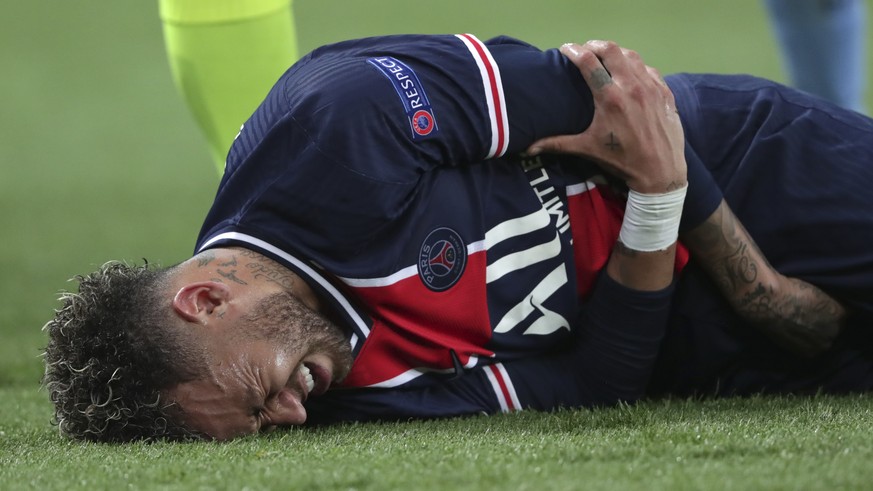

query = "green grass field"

[{"left": 2, "top": 1, "right": 872, "bottom": 489}]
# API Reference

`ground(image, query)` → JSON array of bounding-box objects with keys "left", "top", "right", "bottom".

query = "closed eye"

[
  {"left": 255, "top": 408, "right": 281, "bottom": 434},
  {"left": 251, "top": 405, "right": 266, "bottom": 432}
]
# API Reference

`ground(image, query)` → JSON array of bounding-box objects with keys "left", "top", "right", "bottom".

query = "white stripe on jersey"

[
  {"left": 494, "top": 363, "right": 521, "bottom": 410},
  {"left": 455, "top": 33, "right": 509, "bottom": 159},
  {"left": 365, "top": 366, "right": 454, "bottom": 388},
  {"left": 484, "top": 363, "right": 521, "bottom": 412},
  {"left": 339, "top": 264, "right": 418, "bottom": 288},
  {"left": 337, "top": 241, "right": 487, "bottom": 288},
  {"left": 365, "top": 356, "right": 480, "bottom": 388},
  {"left": 198, "top": 232, "right": 371, "bottom": 349},
  {"left": 566, "top": 176, "right": 608, "bottom": 197}
]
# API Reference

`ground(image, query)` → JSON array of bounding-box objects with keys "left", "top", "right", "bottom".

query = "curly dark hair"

[{"left": 42, "top": 261, "right": 205, "bottom": 442}]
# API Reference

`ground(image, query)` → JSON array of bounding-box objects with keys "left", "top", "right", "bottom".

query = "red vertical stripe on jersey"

[
  {"left": 487, "top": 364, "right": 516, "bottom": 411},
  {"left": 458, "top": 33, "right": 507, "bottom": 158},
  {"left": 568, "top": 183, "right": 690, "bottom": 299}
]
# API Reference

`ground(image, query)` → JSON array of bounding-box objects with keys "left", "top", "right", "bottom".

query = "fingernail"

[
  {"left": 527, "top": 146, "right": 542, "bottom": 156},
  {"left": 561, "top": 43, "right": 580, "bottom": 58}
]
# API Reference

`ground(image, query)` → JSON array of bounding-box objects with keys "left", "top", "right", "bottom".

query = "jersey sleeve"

[
  {"left": 228, "top": 34, "right": 593, "bottom": 181},
  {"left": 205, "top": 34, "right": 594, "bottom": 255},
  {"left": 667, "top": 74, "right": 725, "bottom": 231},
  {"left": 305, "top": 273, "right": 674, "bottom": 424}
]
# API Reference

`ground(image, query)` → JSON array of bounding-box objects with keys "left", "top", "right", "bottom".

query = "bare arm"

[{"left": 682, "top": 199, "right": 845, "bottom": 357}]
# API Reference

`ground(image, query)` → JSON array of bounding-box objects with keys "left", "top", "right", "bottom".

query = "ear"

[{"left": 172, "top": 281, "right": 232, "bottom": 324}]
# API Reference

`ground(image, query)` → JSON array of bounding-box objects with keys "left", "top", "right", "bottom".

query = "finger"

[
  {"left": 526, "top": 132, "right": 597, "bottom": 157},
  {"left": 621, "top": 47, "right": 641, "bottom": 63},
  {"left": 644, "top": 64, "right": 670, "bottom": 91},
  {"left": 644, "top": 65, "right": 680, "bottom": 116},
  {"left": 580, "top": 40, "right": 631, "bottom": 79},
  {"left": 646, "top": 65, "right": 667, "bottom": 89},
  {"left": 560, "top": 43, "right": 613, "bottom": 92},
  {"left": 621, "top": 48, "right": 650, "bottom": 79}
]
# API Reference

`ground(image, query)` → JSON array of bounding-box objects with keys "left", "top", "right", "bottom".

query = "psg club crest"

[{"left": 418, "top": 227, "right": 466, "bottom": 291}]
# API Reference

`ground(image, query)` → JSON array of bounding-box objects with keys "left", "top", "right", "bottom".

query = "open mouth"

[
  {"left": 299, "top": 364, "right": 315, "bottom": 394},
  {"left": 296, "top": 362, "right": 332, "bottom": 399}
]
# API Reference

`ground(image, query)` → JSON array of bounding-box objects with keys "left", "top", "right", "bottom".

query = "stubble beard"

[{"left": 241, "top": 291, "right": 353, "bottom": 383}]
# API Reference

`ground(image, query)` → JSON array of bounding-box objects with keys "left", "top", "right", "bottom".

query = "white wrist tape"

[{"left": 618, "top": 185, "right": 688, "bottom": 252}]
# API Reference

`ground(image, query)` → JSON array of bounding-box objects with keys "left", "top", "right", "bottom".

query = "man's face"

[{"left": 166, "top": 291, "right": 353, "bottom": 440}]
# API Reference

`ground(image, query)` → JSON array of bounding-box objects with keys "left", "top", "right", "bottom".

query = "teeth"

[{"left": 299, "top": 364, "right": 314, "bottom": 394}]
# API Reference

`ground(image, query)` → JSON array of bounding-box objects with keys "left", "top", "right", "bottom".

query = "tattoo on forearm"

[
  {"left": 735, "top": 279, "right": 843, "bottom": 357},
  {"left": 722, "top": 241, "right": 758, "bottom": 292},
  {"left": 684, "top": 204, "right": 845, "bottom": 357},
  {"left": 685, "top": 207, "right": 758, "bottom": 293}
]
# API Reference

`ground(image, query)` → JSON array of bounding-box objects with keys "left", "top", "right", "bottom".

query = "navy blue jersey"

[
  {"left": 651, "top": 74, "right": 873, "bottom": 397},
  {"left": 196, "top": 34, "right": 873, "bottom": 423},
  {"left": 196, "top": 34, "right": 687, "bottom": 422}
]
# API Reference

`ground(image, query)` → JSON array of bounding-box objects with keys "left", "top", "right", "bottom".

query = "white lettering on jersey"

[
  {"left": 492, "top": 263, "right": 570, "bottom": 335},
  {"left": 485, "top": 207, "right": 556, "bottom": 282},
  {"left": 485, "top": 188, "right": 570, "bottom": 335},
  {"left": 524, "top": 159, "right": 571, "bottom": 234},
  {"left": 487, "top": 232, "right": 562, "bottom": 283}
]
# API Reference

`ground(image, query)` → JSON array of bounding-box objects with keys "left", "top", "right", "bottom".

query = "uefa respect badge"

[{"left": 368, "top": 56, "right": 439, "bottom": 140}]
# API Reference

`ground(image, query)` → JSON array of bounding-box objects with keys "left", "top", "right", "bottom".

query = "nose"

[{"left": 265, "top": 388, "right": 308, "bottom": 428}]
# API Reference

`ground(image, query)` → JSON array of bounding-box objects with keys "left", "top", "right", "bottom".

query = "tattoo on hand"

[
  {"left": 605, "top": 132, "right": 621, "bottom": 151},
  {"left": 590, "top": 67, "right": 613, "bottom": 90}
]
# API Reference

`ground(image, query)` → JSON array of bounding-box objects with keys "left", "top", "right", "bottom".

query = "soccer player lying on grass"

[{"left": 43, "top": 34, "right": 873, "bottom": 442}]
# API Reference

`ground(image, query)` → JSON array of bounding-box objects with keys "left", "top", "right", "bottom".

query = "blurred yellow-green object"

[{"left": 160, "top": 0, "right": 298, "bottom": 174}]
